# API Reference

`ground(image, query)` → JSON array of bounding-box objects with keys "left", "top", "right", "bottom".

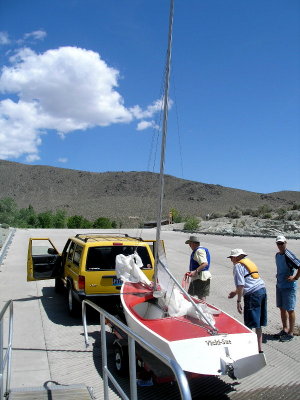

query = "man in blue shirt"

[
  {"left": 275, "top": 235, "right": 300, "bottom": 342},
  {"left": 227, "top": 248, "right": 267, "bottom": 353}
]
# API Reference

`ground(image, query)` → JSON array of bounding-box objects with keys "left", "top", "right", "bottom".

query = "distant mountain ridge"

[{"left": 0, "top": 159, "right": 299, "bottom": 224}]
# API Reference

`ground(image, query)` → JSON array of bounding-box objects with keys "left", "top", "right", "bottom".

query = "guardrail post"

[
  {"left": 0, "top": 318, "right": 3, "bottom": 399},
  {"left": 0, "top": 301, "right": 14, "bottom": 400},
  {"left": 128, "top": 337, "right": 137, "bottom": 400},
  {"left": 100, "top": 313, "right": 109, "bottom": 400}
]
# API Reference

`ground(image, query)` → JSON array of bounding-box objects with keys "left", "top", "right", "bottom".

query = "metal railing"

[
  {"left": 0, "top": 229, "right": 16, "bottom": 267},
  {"left": 82, "top": 300, "right": 192, "bottom": 400},
  {"left": 0, "top": 300, "right": 13, "bottom": 399}
]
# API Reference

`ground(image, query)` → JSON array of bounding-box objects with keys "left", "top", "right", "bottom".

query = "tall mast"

[{"left": 154, "top": 0, "right": 174, "bottom": 288}]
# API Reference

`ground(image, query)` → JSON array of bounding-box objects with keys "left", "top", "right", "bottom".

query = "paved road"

[{"left": 0, "top": 228, "right": 299, "bottom": 399}]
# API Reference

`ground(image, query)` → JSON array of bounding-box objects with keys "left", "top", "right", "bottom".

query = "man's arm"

[{"left": 228, "top": 285, "right": 244, "bottom": 314}]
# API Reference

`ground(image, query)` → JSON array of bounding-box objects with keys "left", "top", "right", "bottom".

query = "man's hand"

[
  {"left": 237, "top": 302, "right": 243, "bottom": 314},
  {"left": 228, "top": 291, "right": 236, "bottom": 299}
]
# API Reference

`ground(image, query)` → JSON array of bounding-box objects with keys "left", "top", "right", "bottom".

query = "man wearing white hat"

[
  {"left": 274, "top": 235, "right": 300, "bottom": 342},
  {"left": 228, "top": 249, "right": 267, "bottom": 353},
  {"left": 185, "top": 235, "right": 211, "bottom": 301}
]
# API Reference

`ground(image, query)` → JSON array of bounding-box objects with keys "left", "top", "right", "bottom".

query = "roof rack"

[{"left": 75, "top": 233, "right": 144, "bottom": 243}]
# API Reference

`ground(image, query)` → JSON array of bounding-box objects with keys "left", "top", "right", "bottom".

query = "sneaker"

[
  {"left": 273, "top": 329, "right": 287, "bottom": 339},
  {"left": 279, "top": 333, "right": 294, "bottom": 342}
]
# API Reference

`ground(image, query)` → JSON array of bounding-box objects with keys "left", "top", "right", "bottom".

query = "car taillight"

[{"left": 78, "top": 275, "right": 85, "bottom": 290}]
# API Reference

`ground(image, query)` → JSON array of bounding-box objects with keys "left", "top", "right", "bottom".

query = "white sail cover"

[
  {"left": 116, "top": 242, "right": 217, "bottom": 328},
  {"left": 115, "top": 252, "right": 151, "bottom": 286}
]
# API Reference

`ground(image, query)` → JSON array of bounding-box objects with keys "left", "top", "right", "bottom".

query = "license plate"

[{"left": 112, "top": 277, "right": 123, "bottom": 286}]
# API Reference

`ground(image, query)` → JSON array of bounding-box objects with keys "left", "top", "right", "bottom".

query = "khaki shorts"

[{"left": 188, "top": 279, "right": 210, "bottom": 299}]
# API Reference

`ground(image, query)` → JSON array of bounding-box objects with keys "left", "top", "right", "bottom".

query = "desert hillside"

[{"left": 0, "top": 160, "right": 299, "bottom": 224}]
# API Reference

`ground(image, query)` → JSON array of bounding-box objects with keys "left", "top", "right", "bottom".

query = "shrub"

[
  {"left": 184, "top": 217, "right": 199, "bottom": 232},
  {"left": 292, "top": 203, "right": 300, "bottom": 211},
  {"left": 262, "top": 213, "right": 272, "bottom": 219},
  {"left": 225, "top": 209, "right": 241, "bottom": 219},
  {"left": 170, "top": 208, "right": 182, "bottom": 223},
  {"left": 274, "top": 208, "right": 287, "bottom": 220},
  {"left": 257, "top": 205, "right": 273, "bottom": 215},
  {"left": 242, "top": 208, "right": 253, "bottom": 216}
]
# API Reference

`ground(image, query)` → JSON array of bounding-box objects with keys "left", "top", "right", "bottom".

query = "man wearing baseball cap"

[
  {"left": 185, "top": 235, "right": 211, "bottom": 301},
  {"left": 227, "top": 249, "right": 267, "bottom": 353},
  {"left": 274, "top": 235, "right": 300, "bottom": 342}
]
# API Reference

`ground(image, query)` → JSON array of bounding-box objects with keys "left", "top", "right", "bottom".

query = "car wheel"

[
  {"left": 114, "top": 344, "right": 129, "bottom": 377},
  {"left": 67, "top": 285, "right": 80, "bottom": 317}
]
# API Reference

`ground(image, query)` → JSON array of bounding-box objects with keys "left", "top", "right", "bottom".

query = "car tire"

[
  {"left": 54, "top": 277, "right": 64, "bottom": 293},
  {"left": 114, "top": 344, "right": 129, "bottom": 377},
  {"left": 67, "top": 285, "right": 80, "bottom": 317}
]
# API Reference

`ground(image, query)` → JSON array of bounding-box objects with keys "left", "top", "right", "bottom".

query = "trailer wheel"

[{"left": 114, "top": 345, "right": 129, "bottom": 377}]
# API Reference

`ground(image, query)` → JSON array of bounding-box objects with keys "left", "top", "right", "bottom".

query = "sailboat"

[{"left": 116, "top": 0, "right": 266, "bottom": 380}]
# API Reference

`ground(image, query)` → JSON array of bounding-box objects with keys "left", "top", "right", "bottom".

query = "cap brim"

[{"left": 185, "top": 240, "right": 191, "bottom": 244}]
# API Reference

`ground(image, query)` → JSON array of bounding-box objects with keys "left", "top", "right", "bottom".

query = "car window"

[
  {"left": 85, "top": 245, "right": 152, "bottom": 271},
  {"left": 73, "top": 245, "right": 83, "bottom": 266},
  {"left": 67, "top": 241, "right": 76, "bottom": 262},
  {"left": 31, "top": 239, "right": 56, "bottom": 256}
]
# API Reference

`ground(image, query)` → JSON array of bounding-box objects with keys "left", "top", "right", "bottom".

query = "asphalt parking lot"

[{"left": 0, "top": 228, "right": 299, "bottom": 399}]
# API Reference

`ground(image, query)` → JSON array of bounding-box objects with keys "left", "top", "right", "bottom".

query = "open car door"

[{"left": 27, "top": 238, "right": 62, "bottom": 281}]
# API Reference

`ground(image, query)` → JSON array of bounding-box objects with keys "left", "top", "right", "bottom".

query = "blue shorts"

[
  {"left": 276, "top": 286, "right": 296, "bottom": 311},
  {"left": 244, "top": 287, "right": 267, "bottom": 329}
]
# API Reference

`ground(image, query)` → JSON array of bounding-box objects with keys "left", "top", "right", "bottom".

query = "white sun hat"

[
  {"left": 276, "top": 235, "right": 286, "bottom": 243},
  {"left": 227, "top": 248, "right": 247, "bottom": 258}
]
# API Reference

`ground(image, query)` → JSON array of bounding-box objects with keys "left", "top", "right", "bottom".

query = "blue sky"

[{"left": 0, "top": 0, "right": 299, "bottom": 194}]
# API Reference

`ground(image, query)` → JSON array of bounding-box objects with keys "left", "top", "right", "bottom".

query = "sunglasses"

[{"left": 277, "top": 242, "right": 285, "bottom": 245}]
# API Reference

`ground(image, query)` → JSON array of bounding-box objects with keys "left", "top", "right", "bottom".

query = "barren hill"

[{"left": 0, "top": 160, "right": 299, "bottom": 224}]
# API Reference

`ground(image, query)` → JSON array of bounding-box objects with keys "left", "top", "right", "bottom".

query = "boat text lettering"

[{"left": 205, "top": 339, "right": 232, "bottom": 346}]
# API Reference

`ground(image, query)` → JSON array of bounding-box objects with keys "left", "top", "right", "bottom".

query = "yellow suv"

[{"left": 27, "top": 233, "right": 160, "bottom": 315}]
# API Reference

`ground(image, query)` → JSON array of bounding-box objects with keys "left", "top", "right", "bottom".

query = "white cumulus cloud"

[
  {"left": 0, "top": 45, "right": 162, "bottom": 161},
  {"left": 24, "top": 30, "right": 47, "bottom": 41},
  {"left": 136, "top": 120, "right": 159, "bottom": 131}
]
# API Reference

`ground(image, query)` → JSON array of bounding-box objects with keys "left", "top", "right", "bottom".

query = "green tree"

[
  {"left": 53, "top": 210, "right": 67, "bottom": 228},
  {"left": 67, "top": 215, "right": 92, "bottom": 228},
  {"left": 93, "top": 217, "right": 113, "bottom": 229},
  {"left": 37, "top": 211, "right": 54, "bottom": 228},
  {"left": 0, "top": 197, "right": 17, "bottom": 225},
  {"left": 16, "top": 204, "right": 37, "bottom": 227}
]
